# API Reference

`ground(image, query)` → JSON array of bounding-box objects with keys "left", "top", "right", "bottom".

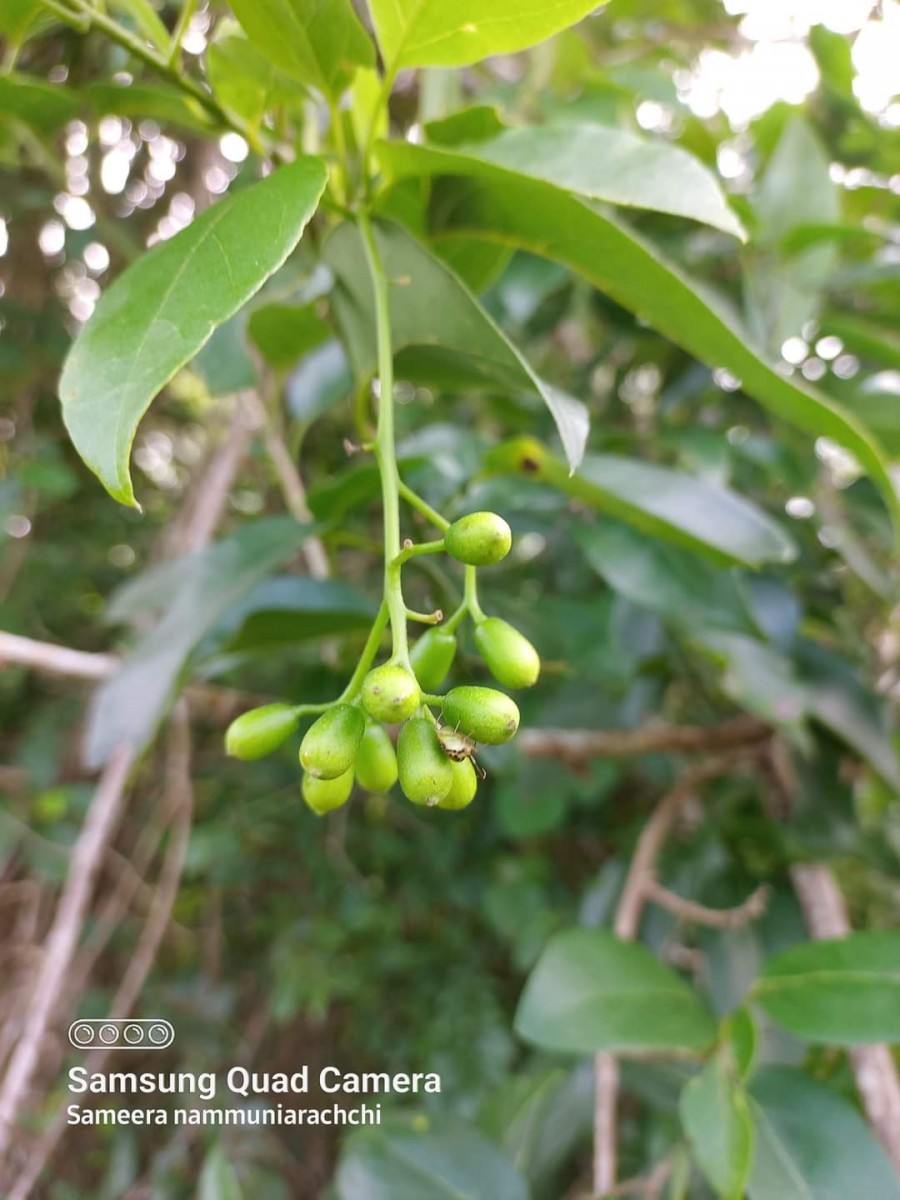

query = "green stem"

[
  {"left": 327, "top": 99, "right": 349, "bottom": 207},
  {"left": 338, "top": 602, "right": 389, "bottom": 702},
  {"left": 358, "top": 210, "right": 411, "bottom": 668},
  {"left": 167, "top": 0, "right": 198, "bottom": 67},
  {"left": 442, "top": 600, "right": 468, "bottom": 635},
  {"left": 397, "top": 480, "right": 450, "bottom": 532},
  {"left": 362, "top": 61, "right": 398, "bottom": 191},
  {"left": 464, "top": 566, "right": 485, "bottom": 622},
  {"left": 393, "top": 538, "right": 445, "bottom": 567}
]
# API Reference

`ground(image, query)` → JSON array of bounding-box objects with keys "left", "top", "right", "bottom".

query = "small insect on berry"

[{"left": 435, "top": 726, "right": 476, "bottom": 762}]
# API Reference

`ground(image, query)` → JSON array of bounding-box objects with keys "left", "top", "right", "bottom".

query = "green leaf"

[
  {"left": 85, "top": 81, "right": 214, "bottom": 135},
  {"left": 377, "top": 143, "right": 900, "bottom": 532},
  {"left": 680, "top": 1057, "right": 754, "bottom": 1199},
  {"left": 515, "top": 928, "right": 717, "bottom": 1054},
  {"left": 59, "top": 157, "right": 327, "bottom": 506},
  {"left": 368, "top": 0, "right": 600, "bottom": 69},
  {"left": 405, "top": 122, "right": 744, "bottom": 237},
  {"left": 693, "top": 632, "right": 810, "bottom": 743},
  {"left": 324, "top": 220, "right": 589, "bottom": 469},
  {"left": 247, "top": 301, "right": 330, "bottom": 370},
  {"left": 222, "top": 577, "right": 377, "bottom": 650},
  {"left": 577, "top": 520, "right": 755, "bottom": 631},
  {"left": 754, "top": 932, "right": 900, "bottom": 1045},
  {"left": 85, "top": 518, "right": 310, "bottom": 767},
  {"left": 490, "top": 439, "right": 796, "bottom": 568},
  {"left": 795, "top": 641, "right": 900, "bottom": 788},
  {"left": 745, "top": 117, "right": 840, "bottom": 355},
  {"left": 0, "top": 73, "right": 79, "bottom": 134},
  {"left": 207, "top": 29, "right": 298, "bottom": 133},
  {"left": 748, "top": 1068, "right": 900, "bottom": 1200},
  {"left": 0, "top": 0, "right": 46, "bottom": 46},
  {"left": 228, "top": 0, "right": 374, "bottom": 100},
  {"left": 334, "top": 1120, "right": 528, "bottom": 1200}
]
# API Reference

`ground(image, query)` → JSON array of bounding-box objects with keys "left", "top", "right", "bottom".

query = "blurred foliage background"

[{"left": 2, "top": 0, "right": 900, "bottom": 1197}]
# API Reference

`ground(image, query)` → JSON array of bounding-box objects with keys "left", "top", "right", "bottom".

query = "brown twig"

[
  {"left": 519, "top": 716, "right": 770, "bottom": 766},
  {"left": 593, "top": 753, "right": 757, "bottom": 1195},
  {"left": 8, "top": 707, "right": 195, "bottom": 1200},
  {"left": 644, "top": 880, "right": 770, "bottom": 929},
  {"left": 791, "top": 862, "right": 900, "bottom": 1173},
  {"left": 0, "top": 746, "right": 135, "bottom": 1177}
]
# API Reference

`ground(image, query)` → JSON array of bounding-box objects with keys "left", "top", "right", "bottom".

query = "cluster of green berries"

[{"left": 225, "top": 512, "right": 540, "bottom": 815}]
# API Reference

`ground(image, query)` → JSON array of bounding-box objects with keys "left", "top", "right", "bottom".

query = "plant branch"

[
  {"left": 644, "top": 880, "right": 770, "bottom": 929},
  {"left": 358, "top": 210, "right": 410, "bottom": 666},
  {"left": 593, "top": 753, "right": 755, "bottom": 1196},
  {"left": 0, "top": 746, "right": 135, "bottom": 1175}
]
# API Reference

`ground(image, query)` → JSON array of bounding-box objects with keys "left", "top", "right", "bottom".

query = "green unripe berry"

[
  {"left": 302, "top": 767, "right": 354, "bottom": 816},
  {"left": 438, "top": 758, "right": 478, "bottom": 810},
  {"left": 361, "top": 663, "right": 421, "bottom": 723},
  {"left": 410, "top": 629, "right": 458, "bottom": 691},
  {"left": 355, "top": 723, "right": 399, "bottom": 793},
  {"left": 442, "top": 686, "right": 520, "bottom": 745},
  {"left": 225, "top": 703, "right": 299, "bottom": 760},
  {"left": 444, "top": 511, "right": 512, "bottom": 567},
  {"left": 299, "top": 704, "right": 364, "bottom": 780},
  {"left": 474, "top": 618, "right": 541, "bottom": 689},
  {"left": 397, "top": 718, "right": 454, "bottom": 807}
]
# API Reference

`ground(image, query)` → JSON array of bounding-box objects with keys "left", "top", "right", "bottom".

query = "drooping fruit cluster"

[{"left": 225, "top": 510, "right": 540, "bottom": 815}]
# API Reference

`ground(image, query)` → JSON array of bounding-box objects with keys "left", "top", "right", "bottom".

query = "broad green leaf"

[
  {"left": 85, "top": 81, "right": 214, "bottom": 135},
  {"left": 795, "top": 641, "right": 900, "bottom": 788},
  {"left": 754, "top": 932, "right": 900, "bottom": 1045},
  {"left": 334, "top": 1120, "right": 528, "bottom": 1200},
  {"left": 680, "top": 1057, "right": 754, "bottom": 1200},
  {"left": 0, "top": 0, "right": 46, "bottom": 45},
  {"left": 222, "top": 576, "right": 377, "bottom": 650},
  {"left": 324, "top": 221, "right": 589, "bottom": 469},
  {"left": 207, "top": 29, "right": 298, "bottom": 133},
  {"left": 748, "top": 1068, "right": 900, "bottom": 1200},
  {"left": 515, "top": 928, "right": 717, "bottom": 1054},
  {"left": 694, "top": 631, "right": 810, "bottom": 743},
  {"left": 375, "top": 142, "right": 900, "bottom": 532},
  {"left": 578, "top": 521, "right": 764, "bottom": 627},
  {"left": 416, "top": 122, "right": 744, "bottom": 237},
  {"left": 489, "top": 439, "right": 796, "bottom": 568},
  {"left": 228, "top": 0, "right": 374, "bottom": 100},
  {"left": 368, "top": 0, "right": 600, "bottom": 70},
  {"left": 0, "top": 73, "right": 79, "bottom": 134},
  {"left": 85, "top": 518, "right": 310, "bottom": 767},
  {"left": 59, "top": 157, "right": 327, "bottom": 506},
  {"left": 247, "top": 301, "right": 330, "bottom": 370},
  {"left": 745, "top": 117, "right": 840, "bottom": 355}
]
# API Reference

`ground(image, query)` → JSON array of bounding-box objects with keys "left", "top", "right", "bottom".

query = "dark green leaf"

[
  {"left": 85, "top": 518, "right": 311, "bottom": 767},
  {"left": 693, "top": 632, "right": 809, "bottom": 743},
  {"left": 324, "top": 220, "right": 589, "bottom": 469},
  {"left": 247, "top": 301, "right": 330, "bottom": 370},
  {"left": 748, "top": 1068, "right": 900, "bottom": 1200},
  {"left": 375, "top": 143, "right": 900, "bottom": 531},
  {"left": 228, "top": 0, "right": 373, "bottom": 100},
  {"left": 754, "top": 932, "right": 900, "bottom": 1045},
  {"left": 578, "top": 519, "right": 774, "bottom": 619},
  {"left": 334, "top": 1121, "right": 528, "bottom": 1200},
  {"left": 680, "top": 1057, "right": 754, "bottom": 1199},
  {"left": 223, "top": 577, "right": 376, "bottom": 650},
  {"left": 59, "top": 158, "right": 327, "bottom": 505},
  {"left": 515, "top": 928, "right": 717, "bottom": 1054},
  {"left": 368, "top": 0, "right": 600, "bottom": 69},
  {"left": 0, "top": 73, "right": 79, "bottom": 134}
]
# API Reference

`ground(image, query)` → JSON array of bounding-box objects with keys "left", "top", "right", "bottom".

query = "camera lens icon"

[{"left": 67, "top": 1019, "right": 174, "bottom": 1051}]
